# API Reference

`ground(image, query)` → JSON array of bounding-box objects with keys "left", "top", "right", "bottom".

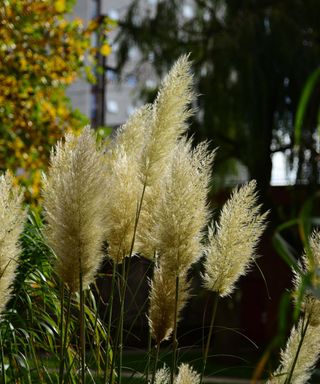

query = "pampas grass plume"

[
  {"left": 152, "top": 139, "right": 213, "bottom": 276},
  {"left": 175, "top": 363, "right": 200, "bottom": 384},
  {"left": 154, "top": 364, "right": 200, "bottom": 384},
  {"left": 140, "top": 55, "right": 194, "bottom": 185},
  {"left": 107, "top": 104, "right": 152, "bottom": 163},
  {"left": 103, "top": 106, "right": 154, "bottom": 262},
  {"left": 104, "top": 147, "right": 142, "bottom": 263},
  {"left": 42, "top": 127, "right": 107, "bottom": 292},
  {"left": 0, "top": 171, "right": 25, "bottom": 315},
  {"left": 268, "top": 319, "right": 320, "bottom": 384},
  {"left": 154, "top": 366, "right": 170, "bottom": 384},
  {"left": 202, "top": 180, "right": 268, "bottom": 297},
  {"left": 148, "top": 266, "right": 189, "bottom": 344},
  {"left": 293, "top": 231, "right": 320, "bottom": 326}
]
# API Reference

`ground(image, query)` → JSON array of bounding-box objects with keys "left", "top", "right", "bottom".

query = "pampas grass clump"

[{"left": 2, "top": 54, "right": 320, "bottom": 384}]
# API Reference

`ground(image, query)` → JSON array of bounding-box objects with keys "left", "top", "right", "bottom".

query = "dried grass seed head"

[
  {"left": 42, "top": 127, "right": 107, "bottom": 292},
  {"left": 0, "top": 171, "right": 26, "bottom": 315},
  {"left": 293, "top": 231, "right": 320, "bottom": 326},
  {"left": 140, "top": 55, "right": 195, "bottom": 185},
  {"left": 104, "top": 105, "right": 155, "bottom": 262},
  {"left": 107, "top": 104, "right": 152, "bottom": 164},
  {"left": 154, "top": 364, "right": 200, "bottom": 384},
  {"left": 154, "top": 367, "right": 170, "bottom": 384},
  {"left": 148, "top": 265, "right": 189, "bottom": 344},
  {"left": 268, "top": 319, "right": 320, "bottom": 384},
  {"left": 175, "top": 363, "right": 200, "bottom": 384},
  {"left": 153, "top": 139, "right": 213, "bottom": 277},
  {"left": 202, "top": 180, "right": 268, "bottom": 297},
  {"left": 104, "top": 147, "right": 143, "bottom": 263}
]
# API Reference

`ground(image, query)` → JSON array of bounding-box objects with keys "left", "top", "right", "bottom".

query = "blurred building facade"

[{"left": 67, "top": 0, "right": 158, "bottom": 128}]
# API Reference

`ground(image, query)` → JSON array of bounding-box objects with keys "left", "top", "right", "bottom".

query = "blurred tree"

[
  {"left": 116, "top": 0, "right": 320, "bottom": 194},
  {"left": 0, "top": 0, "right": 112, "bottom": 203}
]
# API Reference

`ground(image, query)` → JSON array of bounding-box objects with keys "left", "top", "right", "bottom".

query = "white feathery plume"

[
  {"left": 268, "top": 318, "right": 320, "bottom": 384},
  {"left": 107, "top": 104, "right": 152, "bottom": 163},
  {"left": 0, "top": 171, "right": 26, "bottom": 315},
  {"left": 152, "top": 138, "right": 213, "bottom": 276},
  {"left": 293, "top": 231, "right": 320, "bottom": 326},
  {"left": 103, "top": 106, "right": 153, "bottom": 262},
  {"left": 148, "top": 265, "right": 189, "bottom": 344},
  {"left": 154, "top": 366, "right": 170, "bottom": 384},
  {"left": 42, "top": 127, "right": 107, "bottom": 292},
  {"left": 154, "top": 363, "right": 200, "bottom": 384},
  {"left": 103, "top": 147, "right": 142, "bottom": 263},
  {"left": 202, "top": 180, "right": 268, "bottom": 297},
  {"left": 140, "top": 55, "right": 194, "bottom": 186},
  {"left": 175, "top": 363, "right": 200, "bottom": 384}
]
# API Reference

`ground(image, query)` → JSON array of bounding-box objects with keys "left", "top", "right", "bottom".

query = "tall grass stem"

[
  {"left": 145, "top": 329, "right": 152, "bottom": 382},
  {"left": 79, "top": 267, "right": 86, "bottom": 384},
  {"left": 284, "top": 316, "right": 310, "bottom": 384},
  {"left": 103, "top": 262, "right": 116, "bottom": 383},
  {"left": 0, "top": 326, "right": 6, "bottom": 384},
  {"left": 200, "top": 293, "right": 219, "bottom": 384},
  {"left": 59, "top": 288, "right": 72, "bottom": 384},
  {"left": 170, "top": 275, "right": 180, "bottom": 384},
  {"left": 151, "top": 342, "right": 160, "bottom": 384}
]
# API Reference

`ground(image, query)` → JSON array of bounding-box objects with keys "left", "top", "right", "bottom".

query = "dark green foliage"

[
  {"left": 0, "top": 211, "right": 111, "bottom": 383},
  {"left": 116, "top": 0, "right": 320, "bottom": 191}
]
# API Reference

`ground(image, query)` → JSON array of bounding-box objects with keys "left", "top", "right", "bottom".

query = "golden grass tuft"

[
  {"left": 268, "top": 318, "right": 320, "bottom": 384},
  {"left": 148, "top": 266, "right": 189, "bottom": 344},
  {"left": 140, "top": 55, "right": 194, "bottom": 186},
  {"left": 42, "top": 127, "right": 107, "bottom": 292},
  {"left": 202, "top": 180, "right": 268, "bottom": 297},
  {"left": 293, "top": 231, "right": 320, "bottom": 326},
  {"left": 151, "top": 139, "right": 213, "bottom": 276},
  {"left": 0, "top": 171, "right": 25, "bottom": 315}
]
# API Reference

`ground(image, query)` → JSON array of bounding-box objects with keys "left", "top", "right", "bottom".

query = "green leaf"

[
  {"left": 294, "top": 67, "right": 320, "bottom": 147},
  {"left": 272, "top": 232, "right": 299, "bottom": 270}
]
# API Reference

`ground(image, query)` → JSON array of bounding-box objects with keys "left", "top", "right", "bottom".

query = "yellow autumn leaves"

[{"left": 0, "top": 0, "right": 113, "bottom": 204}]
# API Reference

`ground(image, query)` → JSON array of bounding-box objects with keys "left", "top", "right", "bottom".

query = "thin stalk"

[
  {"left": 79, "top": 268, "right": 86, "bottom": 384},
  {"left": 200, "top": 293, "right": 219, "bottom": 384},
  {"left": 146, "top": 253, "right": 156, "bottom": 383},
  {"left": 103, "top": 262, "right": 116, "bottom": 383},
  {"left": 125, "top": 260, "right": 154, "bottom": 345},
  {"left": 59, "top": 283, "right": 65, "bottom": 353},
  {"left": 118, "top": 262, "right": 126, "bottom": 384},
  {"left": 108, "top": 271, "right": 120, "bottom": 384},
  {"left": 0, "top": 326, "right": 6, "bottom": 384},
  {"left": 109, "top": 262, "right": 126, "bottom": 384},
  {"left": 59, "top": 288, "right": 72, "bottom": 384},
  {"left": 284, "top": 316, "right": 310, "bottom": 384},
  {"left": 109, "top": 179, "right": 148, "bottom": 384},
  {"left": 170, "top": 275, "right": 180, "bottom": 384},
  {"left": 29, "top": 334, "right": 42, "bottom": 381},
  {"left": 151, "top": 342, "right": 160, "bottom": 384},
  {"left": 121, "top": 179, "right": 147, "bottom": 295},
  {"left": 8, "top": 341, "right": 17, "bottom": 384},
  {"left": 145, "top": 328, "right": 152, "bottom": 382}
]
